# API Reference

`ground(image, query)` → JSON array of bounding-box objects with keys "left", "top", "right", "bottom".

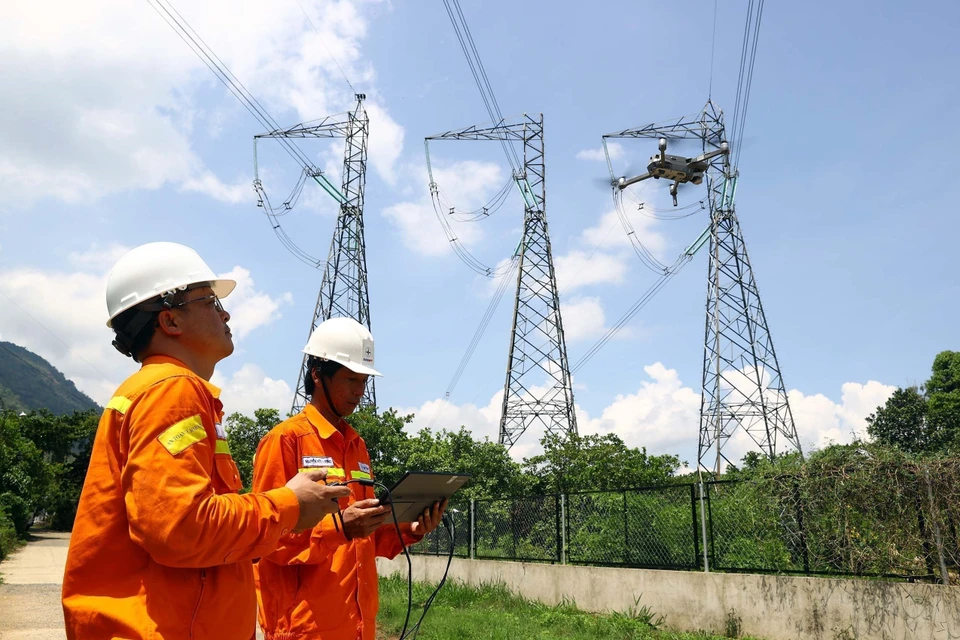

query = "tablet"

[{"left": 379, "top": 471, "right": 470, "bottom": 523}]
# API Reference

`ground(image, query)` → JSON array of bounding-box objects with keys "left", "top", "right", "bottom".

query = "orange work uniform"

[
  {"left": 253, "top": 405, "right": 422, "bottom": 640},
  {"left": 62, "top": 355, "right": 301, "bottom": 640}
]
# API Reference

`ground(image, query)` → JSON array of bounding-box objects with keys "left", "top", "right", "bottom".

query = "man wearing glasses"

[{"left": 62, "top": 242, "right": 351, "bottom": 640}]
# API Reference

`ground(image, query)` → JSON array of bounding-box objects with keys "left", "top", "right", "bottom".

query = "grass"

[{"left": 376, "top": 574, "right": 764, "bottom": 640}]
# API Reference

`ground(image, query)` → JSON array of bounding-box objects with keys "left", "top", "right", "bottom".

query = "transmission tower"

[
  {"left": 426, "top": 114, "right": 577, "bottom": 448},
  {"left": 603, "top": 102, "right": 801, "bottom": 472},
  {"left": 254, "top": 94, "right": 375, "bottom": 413}
]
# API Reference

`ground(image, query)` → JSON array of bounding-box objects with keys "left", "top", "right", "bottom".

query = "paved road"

[
  {"left": 0, "top": 531, "right": 69, "bottom": 640},
  {"left": 0, "top": 531, "right": 266, "bottom": 640}
]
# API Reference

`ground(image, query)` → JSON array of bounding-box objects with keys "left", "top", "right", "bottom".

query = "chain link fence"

[
  {"left": 407, "top": 499, "right": 470, "bottom": 558},
  {"left": 566, "top": 485, "right": 699, "bottom": 569},
  {"left": 472, "top": 495, "right": 560, "bottom": 562},
  {"left": 407, "top": 463, "right": 960, "bottom": 585}
]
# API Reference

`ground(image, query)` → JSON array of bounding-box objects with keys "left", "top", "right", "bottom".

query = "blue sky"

[{"left": 1, "top": 0, "right": 957, "bottom": 467}]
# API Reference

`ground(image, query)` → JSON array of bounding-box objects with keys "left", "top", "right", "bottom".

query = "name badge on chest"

[{"left": 302, "top": 455, "right": 335, "bottom": 468}]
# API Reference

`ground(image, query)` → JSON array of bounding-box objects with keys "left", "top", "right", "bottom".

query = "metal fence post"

[
  {"left": 622, "top": 490, "right": 629, "bottom": 565},
  {"left": 793, "top": 480, "right": 810, "bottom": 575},
  {"left": 560, "top": 493, "right": 567, "bottom": 565},
  {"left": 470, "top": 498, "right": 475, "bottom": 561},
  {"left": 690, "top": 483, "right": 700, "bottom": 570},
  {"left": 924, "top": 469, "right": 950, "bottom": 585},
  {"left": 699, "top": 481, "right": 710, "bottom": 572},
  {"left": 511, "top": 497, "right": 517, "bottom": 558}
]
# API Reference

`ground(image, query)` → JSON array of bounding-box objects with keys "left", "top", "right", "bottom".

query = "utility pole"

[
  {"left": 603, "top": 102, "right": 802, "bottom": 472},
  {"left": 426, "top": 114, "right": 577, "bottom": 448},
  {"left": 254, "top": 94, "right": 375, "bottom": 413}
]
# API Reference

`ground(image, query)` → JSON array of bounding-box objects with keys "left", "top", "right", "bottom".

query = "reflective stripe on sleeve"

[{"left": 106, "top": 396, "right": 132, "bottom": 415}]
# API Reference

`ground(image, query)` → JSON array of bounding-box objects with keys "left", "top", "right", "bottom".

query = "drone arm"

[
  {"left": 694, "top": 143, "right": 730, "bottom": 164},
  {"left": 617, "top": 172, "right": 652, "bottom": 190}
]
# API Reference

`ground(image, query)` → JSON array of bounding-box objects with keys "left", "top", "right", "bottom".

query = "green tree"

[
  {"left": 348, "top": 407, "right": 412, "bottom": 489},
  {"left": 404, "top": 427, "right": 525, "bottom": 499},
  {"left": 225, "top": 408, "right": 281, "bottom": 492},
  {"left": 349, "top": 407, "right": 524, "bottom": 499},
  {"left": 522, "top": 433, "right": 681, "bottom": 494},
  {"left": 0, "top": 411, "right": 52, "bottom": 535},
  {"left": 865, "top": 386, "right": 935, "bottom": 454},
  {"left": 926, "top": 351, "right": 960, "bottom": 450},
  {"left": 46, "top": 410, "right": 99, "bottom": 530}
]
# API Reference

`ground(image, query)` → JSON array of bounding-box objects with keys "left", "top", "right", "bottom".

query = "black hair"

[
  {"left": 110, "top": 285, "right": 203, "bottom": 362},
  {"left": 304, "top": 356, "right": 344, "bottom": 397},
  {"left": 111, "top": 305, "right": 159, "bottom": 363}
]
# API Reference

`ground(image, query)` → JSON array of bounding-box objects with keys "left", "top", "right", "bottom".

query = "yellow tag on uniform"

[{"left": 158, "top": 415, "right": 207, "bottom": 456}]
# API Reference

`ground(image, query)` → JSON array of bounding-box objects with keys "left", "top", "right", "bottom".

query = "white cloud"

[
  {"left": 561, "top": 296, "right": 610, "bottom": 342},
  {"left": 218, "top": 266, "right": 293, "bottom": 340},
  {"left": 400, "top": 390, "right": 502, "bottom": 444},
  {"left": 789, "top": 380, "right": 896, "bottom": 450},
  {"left": 399, "top": 361, "right": 897, "bottom": 470},
  {"left": 365, "top": 101, "right": 405, "bottom": 185},
  {"left": 581, "top": 209, "right": 667, "bottom": 258},
  {"left": 382, "top": 160, "right": 503, "bottom": 257},
  {"left": 0, "top": 0, "right": 392, "bottom": 208},
  {"left": 212, "top": 363, "right": 293, "bottom": 418},
  {"left": 580, "top": 362, "right": 701, "bottom": 455},
  {"left": 399, "top": 385, "right": 554, "bottom": 462},
  {"left": 0, "top": 250, "right": 292, "bottom": 405},
  {"left": 555, "top": 250, "right": 628, "bottom": 293},
  {"left": 181, "top": 173, "right": 249, "bottom": 204},
  {"left": 576, "top": 142, "right": 624, "bottom": 162},
  {"left": 67, "top": 244, "right": 132, "bottom": 271},
  {"left": 0, "top": 265, "right": 130, "bottom": 405}
]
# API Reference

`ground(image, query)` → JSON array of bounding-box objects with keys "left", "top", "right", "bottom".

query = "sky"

[{"left": 1, "top": 0, "right": 957, "bottom": 470}]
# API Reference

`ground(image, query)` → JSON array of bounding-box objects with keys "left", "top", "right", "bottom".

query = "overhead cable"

[{"left": 425, "top": 256, "right": 519, "bottom": 431}]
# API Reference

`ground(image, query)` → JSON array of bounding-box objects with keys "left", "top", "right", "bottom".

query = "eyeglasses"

[{"left": 173, "top": 293, "right": 225, "bottom": 314}]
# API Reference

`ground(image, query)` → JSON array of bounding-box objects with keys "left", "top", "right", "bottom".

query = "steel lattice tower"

[
  {"left": 697, "top": 104, "right": 803, "bottom": 472},
  {"left": 604, "top": 102, "right": 801, "bottom": 472},
  {"left": 258, "top": 95, "right": 375, "bottom": 414},
  {"left": 426, "top": 114, "right": 577, "bottom": 447}
]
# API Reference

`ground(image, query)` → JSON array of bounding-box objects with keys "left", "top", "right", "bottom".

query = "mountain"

[{"left": 0, "top": 341, "right": 100, "bottom": 415}]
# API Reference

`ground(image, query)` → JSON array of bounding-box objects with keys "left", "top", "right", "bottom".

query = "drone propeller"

[
  {"left": 592, "top": 163, "right": 638, "bottom": 190},
  {"left": 657, "top": 136, "right": 704, "bottom": 157}
]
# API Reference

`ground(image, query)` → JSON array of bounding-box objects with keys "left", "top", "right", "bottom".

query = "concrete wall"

[{"left": 377, "top": 556, "right": 960, "bottom": 640}]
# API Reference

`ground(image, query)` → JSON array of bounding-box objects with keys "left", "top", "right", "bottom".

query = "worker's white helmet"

[
  {"left": 303, "top": 317, "right": 382, "bottom": 377},
  {"left": 106, "top": 242, "right": 236, "bottom": 327}
]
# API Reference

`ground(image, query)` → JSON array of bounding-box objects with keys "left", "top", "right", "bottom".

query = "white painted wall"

[{"left": 378, "top": 556, "right": 960, "bottom": 640}]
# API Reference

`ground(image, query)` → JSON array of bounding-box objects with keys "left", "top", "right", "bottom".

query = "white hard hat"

[
  {"left": 105, "top": 242, "right": 236, "bottom": 327},
  {"left": 303, "top": 317, "right": 382, "bottom": 377}
]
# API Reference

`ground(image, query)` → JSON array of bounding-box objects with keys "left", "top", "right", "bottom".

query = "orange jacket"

[
  {"left": 62, "top": 355, "right": 301, "bottom": 640},
  {"left": 253, "top": 405, "right": 422, "bottom": 640}
]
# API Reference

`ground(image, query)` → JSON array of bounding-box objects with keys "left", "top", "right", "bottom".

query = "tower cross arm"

[
  {"left": 255, "top": 114, "right": 354, "bottom": 140},
  {"left": 426, "top": 115, "right": 539, "bottom": 142}
]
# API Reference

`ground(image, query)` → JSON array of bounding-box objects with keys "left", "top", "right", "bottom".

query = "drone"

[{"left": 614, "top": 138, "right": 729, "bottom": 206}]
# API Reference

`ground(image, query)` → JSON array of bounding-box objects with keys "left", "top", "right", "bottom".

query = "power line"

[
  {"left": 147, "top": 0, "right": 354, "bottom": 267},
  {"left": 570, "top": 258, "right": 690, "bottom": 375},
  {"left": 708, "top": 0, "right": 718, "bottom": 98},
  {"left": 729, "top": 0, "right": 765, "bottom": 170},
  {"left": 426, "top": 257, "right": 519, "bottom": 431},
  {"left": 145, "top": 0, "right": 314, "bottom": 172},
  {"left": 442, "top": 0, "right": 521, "bottom": 174},
  {"left": 292, "top": 0, "right": 356, "bottom": 94},
  {"left": 0, "top": 290, "right": 112, "bottom": 383}
]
